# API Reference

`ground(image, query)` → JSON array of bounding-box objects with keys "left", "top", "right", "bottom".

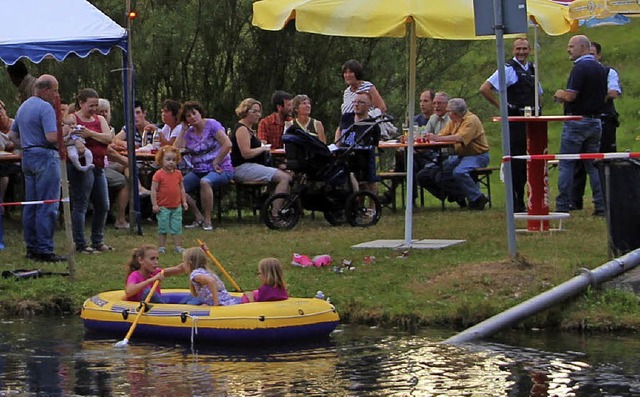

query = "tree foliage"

[{"left": 1, "top": 0, "right": 477, "bottom": 134}]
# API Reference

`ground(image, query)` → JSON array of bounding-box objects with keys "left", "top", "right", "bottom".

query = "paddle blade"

[{"left": 114, "top": 338, "right": 130, "bottom": 348}]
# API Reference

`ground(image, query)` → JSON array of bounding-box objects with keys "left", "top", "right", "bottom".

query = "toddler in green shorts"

[{"left": 151, "top": 146, "right": 188, "bottom": 253}]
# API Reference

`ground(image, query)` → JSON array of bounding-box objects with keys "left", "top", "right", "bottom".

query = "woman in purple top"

[
  {"left": 174, "top": 101, "right": 233, "bottom": 231},
  {"left": 242, "top": 257, "right": 289, "bottom": 303}
]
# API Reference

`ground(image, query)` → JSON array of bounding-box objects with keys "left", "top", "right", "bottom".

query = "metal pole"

[
  {"left": 445, "top": 248, "right": 640, "bottom": 344},
  {"left": 124, "top": 0, "right": 142, "bottom": 235},
  {"left": 493, "top": 0, "right": 518, "bottom": 257},
  {"left": 403, "top": 20, "right": 417, "bottom": 247}
]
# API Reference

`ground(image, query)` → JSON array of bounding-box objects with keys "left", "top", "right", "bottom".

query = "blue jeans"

[
  {"left": 68, "top": 165, "right": 110, "bottom": 249},
  {"left": 440, "top": 153, "right": 490, "bottom": 202},
  {"left": 556, "top": 119, "right": 604, "bottom": 211},
  {"left": 22, "top": 148, "right": 61, "bottom": 254},
  {"left": 183, "top": 170, "right": 233, "bottom": 192}
]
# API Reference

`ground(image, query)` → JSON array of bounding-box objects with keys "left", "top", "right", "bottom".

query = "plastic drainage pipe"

[{"left": 445, "top": 248, "right": 640, "bottom": 345}]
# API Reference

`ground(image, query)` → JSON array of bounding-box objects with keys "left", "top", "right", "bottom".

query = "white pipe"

[{"left": 445, "top": 248, "right": 640, "bottom": 345}]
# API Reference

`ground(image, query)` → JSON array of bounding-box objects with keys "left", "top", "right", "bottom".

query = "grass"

[
  {"left": 2, "top": 24, "right": 640, "bottom": 332},
  {"left": 0, "top": 195, "right": 637, "bottom": 332}
]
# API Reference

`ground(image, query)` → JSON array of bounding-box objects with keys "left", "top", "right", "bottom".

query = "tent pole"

[
  {"left": 124, "top": 0, "right": 142, "bottom": 235},
  {"left": 403, "top": 20, "right": 417, "bottom": 247}
]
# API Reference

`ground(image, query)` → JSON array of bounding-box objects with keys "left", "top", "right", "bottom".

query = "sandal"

[
  {"left": 77, "top": 246, "right": 99, "bottom": 254},
  {"left": 92, "top": 244, "right": 114, "bottom": 252}
]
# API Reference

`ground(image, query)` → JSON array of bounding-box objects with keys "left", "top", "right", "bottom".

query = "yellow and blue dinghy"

[{"left": 81, "top": 289, "right": 339, "bottom": 344}]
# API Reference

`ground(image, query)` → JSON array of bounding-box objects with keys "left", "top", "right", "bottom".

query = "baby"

[{"left": 63, "top": 114, "right": 94, "bottom": 172}]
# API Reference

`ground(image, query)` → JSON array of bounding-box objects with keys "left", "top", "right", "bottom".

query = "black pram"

[{"left": 261, "top": 122, "right": 383, "bottom": 230}]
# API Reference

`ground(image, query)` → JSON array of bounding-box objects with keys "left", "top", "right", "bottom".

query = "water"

[{"left": 1, "top": 316, "right": 639, "bottom": 396}]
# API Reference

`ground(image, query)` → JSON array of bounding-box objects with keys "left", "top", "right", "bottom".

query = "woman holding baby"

[{"left": 67, "top": 88, "right": 114, "bottom": 254}]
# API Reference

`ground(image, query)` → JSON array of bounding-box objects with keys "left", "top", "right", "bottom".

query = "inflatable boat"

[{"left": 81, "top": 289, "right": 339, "bottom": 344}]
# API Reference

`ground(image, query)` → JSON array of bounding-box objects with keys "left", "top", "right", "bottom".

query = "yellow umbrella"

[
  {"left": 253, "top": 0, "right": 575, "bottom": 248},
  {"left": 253, "top": 0, "right": 574, "bottom": 38}
]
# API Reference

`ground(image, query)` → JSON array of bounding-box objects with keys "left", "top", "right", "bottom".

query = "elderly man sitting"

[{"left": 424, "top": 98, "right": 490, "bottom": 210}]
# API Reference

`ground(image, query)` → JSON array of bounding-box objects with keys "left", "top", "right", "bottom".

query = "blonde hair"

[
  {"left": 258, "top": 258, "right": 286, "bottom": 289},
  {"left": 235, "top": 98, "right": 262, "bottom": 118},
  {"left": 291, "top": 94, "right": 310, "bottom": 117},
  {"left": 125, "top": 244, "right": 157, "bottom": 276},
  {"left": 183, "top": 247, "right": 209, "bottom": 273},
  {"left": 155, "top": 145, "right": 182, "bottom": 165}
]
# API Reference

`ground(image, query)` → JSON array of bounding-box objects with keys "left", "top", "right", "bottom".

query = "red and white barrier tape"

[
  {"left": 502, "top": 152, "right": 640, "bottom": 162},
  {"left": 0, "top": 198, "right": 69, "bottom": 207}
]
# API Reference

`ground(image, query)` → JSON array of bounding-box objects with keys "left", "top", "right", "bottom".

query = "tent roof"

[{"left": 0, "top": 0, "right": 127, "bottom": 65}]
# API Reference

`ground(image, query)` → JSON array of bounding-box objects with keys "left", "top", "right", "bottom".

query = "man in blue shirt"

[
  {"left": 553, "top": 35, "right": 608, "bottom": 216},
  {"left": 10, "top": 74, "right": 67, "bottom": 262}
]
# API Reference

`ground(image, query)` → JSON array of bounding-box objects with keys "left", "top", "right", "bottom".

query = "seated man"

[
  {"left": 335, "top": 91, "right": 381, "bottom": 195},
  {"left": 416, "top": 91, "right": 461, "bottom": 205},
  {"left": 423, "top": 98, "right": 490, "bottom": 210}
]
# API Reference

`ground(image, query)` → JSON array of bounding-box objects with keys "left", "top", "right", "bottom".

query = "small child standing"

[
  {"left": 183, "top": 247, "right": 239, "bottom": 306},
  {"left": 242, "top": 257, "right": 289, "bottom": 303},
  {"left": 62, "top": 114, "right": 94, "bottom": 172},
  {"left": 151, "top": 146, "right": 188, "bottom": 254}
]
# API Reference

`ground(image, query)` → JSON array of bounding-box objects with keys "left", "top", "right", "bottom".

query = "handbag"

[{"left": 368, "top": 108, "right": 397, "bottom": 141}]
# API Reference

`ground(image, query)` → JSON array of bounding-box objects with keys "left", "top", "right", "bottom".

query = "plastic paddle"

[
  {"left": 196, "top": 239, "right": 243, "bottom": 292},
  {"left": 114, "top": 273, "right": 162, "bottom": 347}
]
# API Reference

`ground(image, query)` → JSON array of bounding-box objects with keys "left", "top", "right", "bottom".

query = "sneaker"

[
  {"left": 158, "top": 247, "right": 166, "bottom": 254},
  {"left": 185, "top": 220, "right": 203, "bottom": 229},
  {"left": 36, "top": 253, "right": 67, "bottom": 263},
  {"left": 174, "top": 246, "right": 185, "bottom": 253},
  {"left": 292, "top": 253, "right": 314, "bottom": 267},
  {"left": 114, "top": 222, "right": 130, "bottom": 230},
  {"left": 202, "top": 223, "right": 214, "bottom": 231},
  {"left": 468, "top": 194, "right": 489, "bottom": 211}
]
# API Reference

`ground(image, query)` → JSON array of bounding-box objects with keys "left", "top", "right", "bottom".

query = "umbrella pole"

[
  {"left": 403, "top": 20, "right": 417, "bottom": 247},
  {"left": 533, "top": 24, "right": 540, "bottom": 116},
  {"left": 493, "top": 0, "right": 518, "bottom": 257}
]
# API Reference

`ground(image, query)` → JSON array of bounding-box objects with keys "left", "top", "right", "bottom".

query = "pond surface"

[{"left": 1, "top": 316, "right": 639, "bottom": 396}]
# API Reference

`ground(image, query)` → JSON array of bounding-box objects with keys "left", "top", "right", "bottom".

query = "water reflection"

[{"left": 1, "top": 317, "right": 639, "bottom": 396}]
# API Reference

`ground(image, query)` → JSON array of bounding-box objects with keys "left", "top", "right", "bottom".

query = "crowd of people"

[{"left": 1, "top": 38, "right": 619, "bottom": 261}]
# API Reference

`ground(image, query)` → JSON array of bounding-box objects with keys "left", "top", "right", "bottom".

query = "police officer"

[{"left": 480, "top": 37, "right": 539, "bottom": 213}]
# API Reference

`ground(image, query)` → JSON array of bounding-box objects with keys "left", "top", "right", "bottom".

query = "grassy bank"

[{"left": 1, "top": 202, "right": 638, "bottom": 332}]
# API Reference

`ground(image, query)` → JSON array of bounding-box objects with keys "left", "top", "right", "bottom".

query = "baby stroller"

[{"left": 262, "top": 117, "right": 389, "bottom": 230}]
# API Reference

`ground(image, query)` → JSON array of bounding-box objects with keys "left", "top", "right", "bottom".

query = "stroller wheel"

[
  {"left": 346, "top": 191, "right": 381, "bottom": 227},
  {"left": 323, "top": 209, "right": 347, "bottom": 226},
  {"left": 262, "top": 193, "right": 301, "bottom": 230}
]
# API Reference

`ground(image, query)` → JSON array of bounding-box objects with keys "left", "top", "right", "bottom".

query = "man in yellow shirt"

[{"left": 425, "top": 98, "right": 490, "bottom": 210}]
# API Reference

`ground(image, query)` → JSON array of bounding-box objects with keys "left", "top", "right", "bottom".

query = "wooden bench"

[
  {"left": 377, "top": 172, "right": 407, "bottom": 212},
  {"left": 232, "top": 180, "right": 270, "bottom": 220},
  {"left": 470, "top": 166, "right": 500, "bottom": 208},
  {"left": 430, "top": 166, "right": 499, "bottom": 210}
]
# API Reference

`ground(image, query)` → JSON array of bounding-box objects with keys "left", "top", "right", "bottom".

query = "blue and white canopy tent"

[
  {"left": 0, "top": 0, "right": 127, "bottom": 65},
  {"left": 0, "top": 0, "right": 139, "bottom": 272}
]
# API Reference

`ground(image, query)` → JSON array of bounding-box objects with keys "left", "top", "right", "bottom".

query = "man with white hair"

[
  {"left": 10, "top": 74, "right": 68, "bottom": 261},
  {"left": 553, "top": 34, "right": 607, "bottom": 216},
  {"left": 424, "top": 98, "right": 490, "bottom": 210}
]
